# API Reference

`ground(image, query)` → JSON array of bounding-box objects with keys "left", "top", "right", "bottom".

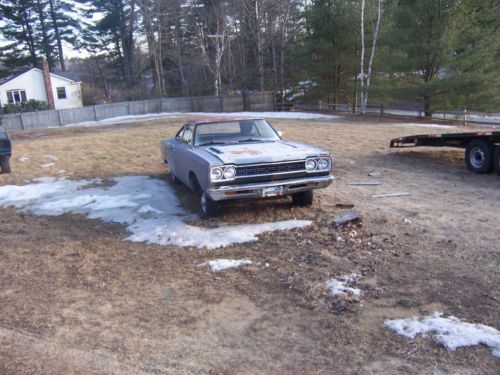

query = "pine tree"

[
  {"left": 0, "top": 0, "right": 40, "bottom": 68},
  {"left": 381, "top": 0, "right": 458, "bottom": 116},
  {"left": 445, "top": 0, "right": 500, "bottom": 111}
]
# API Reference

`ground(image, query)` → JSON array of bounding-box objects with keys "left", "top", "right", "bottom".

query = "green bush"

[{"left": 1, "top": 100, "right": 49, "bottom": 114}]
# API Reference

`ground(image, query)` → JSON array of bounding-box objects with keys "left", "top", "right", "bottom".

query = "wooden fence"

[{"left": 0, "top": 91, "right": 276, "bottom": 132}]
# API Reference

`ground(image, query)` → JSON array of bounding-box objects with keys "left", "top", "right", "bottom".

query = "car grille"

[{"left": 236, "top": 161, "right": 306, "bottom": 177}]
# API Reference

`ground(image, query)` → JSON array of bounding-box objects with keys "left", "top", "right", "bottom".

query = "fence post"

[
  {"left": 57, "top": 110, "right": 63, "bottom": 126},
  {"left": 380, "top": 104, "right": 384, "bottom": 116},
  {"left": 127, "top": 102, "right": 131, "bottom": 115},
  {"left": 463, "top": 108, "right": 467, "bottom": 126},
  {"left": 93, "top": 106, "right": 98, "bottom": 121},
  {"left": 20, "top": 113, "right": 25, "bottom": 130}
]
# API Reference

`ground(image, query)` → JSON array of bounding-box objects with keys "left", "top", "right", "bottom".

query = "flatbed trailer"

[{"left": 390, "top": 131, "right": 500, "bottom": 174}]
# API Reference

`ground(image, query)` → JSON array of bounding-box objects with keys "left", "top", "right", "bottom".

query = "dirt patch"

[{"left": 0, "top": 116, "right": 499, "bottom": 374}]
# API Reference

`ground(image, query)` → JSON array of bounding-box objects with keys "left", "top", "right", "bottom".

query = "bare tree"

[{"left": 359, "top": 0, "right": 383, "bottom": 114}]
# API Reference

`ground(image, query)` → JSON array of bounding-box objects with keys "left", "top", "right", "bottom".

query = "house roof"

[
  {"left": 0, "top": 68, "right": 81, "bottom": 87},
  {"left": 0, "top": 70, "right": 29, "bottom": 87},
  {"left": 51, "top": 70, "right": 81, "bottom": 82}
]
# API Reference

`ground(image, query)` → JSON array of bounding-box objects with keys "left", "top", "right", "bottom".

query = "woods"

[{"left": 0, "top": 0, "right": 498, "bottom": 112}]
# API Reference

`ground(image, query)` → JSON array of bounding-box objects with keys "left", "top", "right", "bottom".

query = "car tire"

[
  {"left": 465, "top": 139, "right": 494, "bottom": 174},
  {"left": 0, "top": 157, "right": 11, "bottom": 174},
  {"left": 494, "top": 146, "right": 500, "bottom": 176},
  {"left": 292, "top": 190, "right": 314, "bottom": 206},
  {"left": 169, "top": 171, "right": 180, "bottom": 184},
  {"left": 200, "top": 192, "right": 220, "bottom": 217}
]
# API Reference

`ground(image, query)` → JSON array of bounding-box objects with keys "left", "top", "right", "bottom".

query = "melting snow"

[
  {"left": 0, "top": 176, "right": 311, "bottom": 249},
  {"left": 198, "top": 259, "right": 253, "bottom": 272},
  {"left": 71, "top": 111, "right": 340, "bottom": 127},
  {"left": 325, "top": 274, "right": 361, "bottom": 299},
  {"left": 385, "top": 312, "right": 500, "bottom": 357}
]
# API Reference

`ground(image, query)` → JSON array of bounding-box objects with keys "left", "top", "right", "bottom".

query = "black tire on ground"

[
  {"left": 465, "top": 139, "right": 494, "bottom": 174},
  {"left": 292, "top": 190, "right": 314, "bottom": 206},
  {"left": 190, "top": 173, "right": 221, "bottom": 217},
  {"left": 493, "top": 146, "right": 500, "bottom": 176},
  {"left": 200, "top": 191, "right": 221, "bottom": 217},
  {"left": 0, "top": 157, "right": 11, "bottom": 174}
]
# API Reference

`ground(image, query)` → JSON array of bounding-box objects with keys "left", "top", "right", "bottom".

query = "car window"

[
  {"left": 182, "top": 125, "right": 193, "bottom": 143},
  {"left": 194, "top": 119, "right": 279, "bottom": 146}
]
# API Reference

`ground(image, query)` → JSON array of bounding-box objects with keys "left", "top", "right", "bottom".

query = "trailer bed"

[{"left": 390, "top": 131, "right": 500, "bottom": 149}]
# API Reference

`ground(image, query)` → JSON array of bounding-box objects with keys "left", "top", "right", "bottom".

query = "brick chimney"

[{"left": 42, "top": 60, "right": 55, "bottom": 110}]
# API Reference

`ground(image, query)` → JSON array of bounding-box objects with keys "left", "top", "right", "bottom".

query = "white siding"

[
  {"left": 0, "top": 69, "right": 48, "bottom": 106},
  {"left": 0, "top": 68, "right": 83, "bottom": 110},
  {"left": 50, "top": 75, "right": 83, "bottom": 109}
]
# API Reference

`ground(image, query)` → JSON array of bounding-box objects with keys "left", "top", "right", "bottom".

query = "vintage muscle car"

[
  {"left": 161, "top": 118, "right": 334, "bottom": 216},
  {"left": 0, "top": 130, "right": 11, "bottom": 174}
]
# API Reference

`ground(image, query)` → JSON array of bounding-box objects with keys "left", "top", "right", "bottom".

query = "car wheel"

[
  {"left": 0, "top": 157, "right": 11, "bottom": 174},
  {"left": 494, "top": 146, "right": 500, "bottom": 176},
  {"left": 200, "top": 192, "right": 220, "bottom": 217},
  {"left": 465, "top": 139, "right": 493, "bottom": 174},
  {"left": 292, "top": 190, "right": 314, "bottom": 206},
  {"left": 170, "top": 171, "right": 180, "bottom": 184}
]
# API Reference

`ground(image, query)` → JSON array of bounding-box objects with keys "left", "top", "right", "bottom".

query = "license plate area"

[{"left": 262, "top": 186, "right": 283, "bottom": 197}]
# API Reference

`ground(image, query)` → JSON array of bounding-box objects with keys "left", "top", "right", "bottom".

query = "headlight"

[
  {"left": 210, "top": 165, "right": 237, "bottom": 182},
  {"left": 210, "top": 167, "right": 223, "bottom": 181},
  {"left": 318, "top": 158, "right": 330, "bottom": 170},
  {"left": 223, "top": 166, "right": 236, "bottom": 179},
  {"left": 305, "top": 159, "right": 317, "bottom": 171}
]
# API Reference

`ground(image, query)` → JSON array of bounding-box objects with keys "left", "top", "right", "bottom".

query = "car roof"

[{"left": 185, "top": 117, "right": 265, "bottom": 126}]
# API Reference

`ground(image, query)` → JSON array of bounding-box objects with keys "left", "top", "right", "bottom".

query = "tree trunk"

[
  {"left": 36, "top": 0, "right": 52, "bottom": 69},
  {"left": 362, "top": 0, "right": 383, "bottom": 111},
  {"left": 359, "top": 0, "right": 366, "bottom": 114},
  {"left": 48, "top": 0, "right": 66, "bottom": 71},
  {"left": 424, "top": 93, "right": 431, "bottom": 117}
]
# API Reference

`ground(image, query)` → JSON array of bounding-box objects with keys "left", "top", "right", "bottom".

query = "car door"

[{"left": 172, "top": 123, "right": 194, "bottom": 185}]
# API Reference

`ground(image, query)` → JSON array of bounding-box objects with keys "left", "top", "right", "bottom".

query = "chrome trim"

[
  {"left": 207, "top": 175, "right": 334, "bottom": 201},
  {"left": 236, "top": 159, "right": 305, "bottom": 168},
  {"left": 235, "top": 169, "right": 306, "bottom": 179}
]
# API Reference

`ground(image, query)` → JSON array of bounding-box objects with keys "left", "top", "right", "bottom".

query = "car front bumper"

[{"left": 207, "top": 175, "right": 334, "bottom": 201}]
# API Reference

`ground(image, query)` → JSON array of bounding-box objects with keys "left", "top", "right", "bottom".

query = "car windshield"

[{"left": 194, "top": 119, "right": 280, "bottom": 146}]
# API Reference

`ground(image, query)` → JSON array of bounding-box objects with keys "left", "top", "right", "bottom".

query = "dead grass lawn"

[{"left": 0, "top": 115, "right": 499, "bottom": 374}]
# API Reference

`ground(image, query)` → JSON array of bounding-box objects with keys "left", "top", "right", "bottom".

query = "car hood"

[{"left": 204, "top": 140, "right": 328, "bottom": 165}]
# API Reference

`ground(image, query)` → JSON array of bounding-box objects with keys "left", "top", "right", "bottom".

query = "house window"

[
  {"left": 7, "top": 89, "right": 27, "bottom": 104},
  {"left": 56, "top": 87, "right": 67, "bottom": 99}
]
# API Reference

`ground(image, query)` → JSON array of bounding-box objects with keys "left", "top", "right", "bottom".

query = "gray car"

[{"left": 161, "top": 118, "right": 334, "bottom": 216}]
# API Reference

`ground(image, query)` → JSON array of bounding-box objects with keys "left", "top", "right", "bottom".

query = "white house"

[{"left": 0, "top": 63, "right": 83, "bottom": 110}]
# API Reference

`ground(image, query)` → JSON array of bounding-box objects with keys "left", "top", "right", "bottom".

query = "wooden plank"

[
  {"left": 372, "top": 192, "right": 411, "bottom": 198},
  {"left": 347, "top": 181, "right": 382, "bottom": 186}
]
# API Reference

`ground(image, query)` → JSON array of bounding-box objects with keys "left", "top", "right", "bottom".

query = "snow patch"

[
  {"left": 17, "top": 157, "right": 29, "bottom": 162},
  {"left": 71, "top": 111, "right": 340, "bottom": 127},
  {"left": 385, "top": 312, "right": 500, "bottom": 358},
  {"left": 0, "top": 176, "right": 311, "bottom": 249},
  {"left": 325, "top": 274, "right": 361, "bottom": 299},
  {"left": 198, "top": 259, "right": 253, "bottom": 272},
  {"left": 400, "top": 123, "right": 455, "bottom": 129}
]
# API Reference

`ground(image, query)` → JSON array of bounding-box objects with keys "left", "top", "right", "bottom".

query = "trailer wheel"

[
  {"left": 465, "top": 140, "right": 494, "bottom": 174},
  {"left": 494, "top": 146, "right": 500, "bottom": 176}
]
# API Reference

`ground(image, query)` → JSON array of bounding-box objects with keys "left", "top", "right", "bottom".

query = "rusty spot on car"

[{"left": 229, "top": 148, "right": 263, "bottom": 155}]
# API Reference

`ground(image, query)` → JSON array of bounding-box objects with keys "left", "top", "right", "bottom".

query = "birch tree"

[{"left": 359, "top": 0, "right": 383, "bottom": 114}]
